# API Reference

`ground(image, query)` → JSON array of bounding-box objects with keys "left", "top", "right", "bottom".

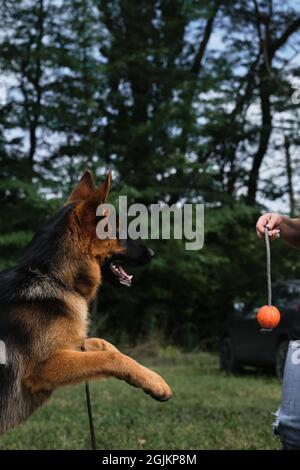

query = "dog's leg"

[
  {"left": 30, "top": 349, "right": 173, "bottom": 401},
  {"left": 84, "top": 337, "right": 118, "bottom": 352}
]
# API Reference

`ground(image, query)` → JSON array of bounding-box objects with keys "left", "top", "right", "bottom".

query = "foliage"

[{"left": 1, "top": 0, "right": 300, "bottom": 347}]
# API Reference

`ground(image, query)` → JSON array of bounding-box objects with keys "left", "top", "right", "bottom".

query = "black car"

[{"left": 220, "top": 280, "right": 300, "bottom": 379}]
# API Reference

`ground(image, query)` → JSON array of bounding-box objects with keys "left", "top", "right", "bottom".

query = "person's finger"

[
  {"left": 267, "top": 229, "right": 280, "bottom": 241},
  {"left": 256, "top": 228, "right": 264, "bottom": 240},
  {"left": 265, "top": 213, "right": 281, "bottom": 231},
  {"left": 256, "top": 212, "right": 282, "bottom": 241},
  {"left": 257, "top": 214, "right": 270, "bottom": 226},
  {"left": 256, "top": 214, "right": 271, "bottom": 238},
  {"left": 256, "top": 227, "right": 265, "bottom": 239}
]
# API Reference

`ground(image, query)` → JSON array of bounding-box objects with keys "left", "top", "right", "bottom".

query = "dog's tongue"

[
  {"left": 118, "top": 265, "right": 133, "bottom": 286},
  {"left": 118, "top": 265, "right": 131, "bottom": 278},
  {"left": 110, "top": 262, "right": 133, "bottom": 286}
]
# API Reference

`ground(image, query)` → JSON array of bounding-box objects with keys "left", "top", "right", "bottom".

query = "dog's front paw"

[{"left": 142, "top": 370, "right": 173, "bottom": 402}]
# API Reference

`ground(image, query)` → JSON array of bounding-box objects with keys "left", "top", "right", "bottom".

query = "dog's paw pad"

[{"left": 144, "top": 385, "right": 173, "bottom": 402}]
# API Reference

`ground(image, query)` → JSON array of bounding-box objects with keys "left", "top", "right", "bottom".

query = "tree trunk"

[
  {"left": 179, "top": 0, "right": 220, "bottom": 155},
  {"left": 247, "top": 9, "right": 300, "bottom": 204},
  {"left": 23, "top": 0, "right": 44, "bottom": 180},
  {"left": 284, "top": 135, "right": 296, "bottom": 217},
  {"left": 247, "top": 63, "right": 272, "bottom": 205}
]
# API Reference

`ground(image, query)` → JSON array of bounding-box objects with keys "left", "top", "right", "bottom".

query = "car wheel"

[
  {"left": 219, "top": 337, "right": 240, "bottom": 373},
  {"left": 275, "top": 340, "right": 289, "bottom": 380}
]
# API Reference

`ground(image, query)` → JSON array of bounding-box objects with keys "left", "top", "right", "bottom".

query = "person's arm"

[{"left": 256, "top": 212, "right": 300, "bottom": 249}]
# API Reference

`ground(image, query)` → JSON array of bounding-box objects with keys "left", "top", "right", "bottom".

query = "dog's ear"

[
  {"left": 68, "top": 170, "right": 96, "bottom": 202},
  {"left": 99, "top": 170, "right": 112, "bottom": 203}
]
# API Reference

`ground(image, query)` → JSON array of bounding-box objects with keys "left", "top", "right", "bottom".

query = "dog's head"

[{"left": 68, "top": 170, "right": 154, "bottom": 287}]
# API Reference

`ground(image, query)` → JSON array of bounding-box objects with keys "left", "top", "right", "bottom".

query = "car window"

[
  {"left": 243, "top": 295, "right": 266, "bottom": 319},
  {"left": 241, "top": 285, "right": 300, "bottom": 319},
  {"left": 274, "top": 284, "right": 300, "bottom": 310}
]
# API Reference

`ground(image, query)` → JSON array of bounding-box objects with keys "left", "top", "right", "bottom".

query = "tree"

[{"left": 1, "top": 0, "right": 300, "bottom": 347}]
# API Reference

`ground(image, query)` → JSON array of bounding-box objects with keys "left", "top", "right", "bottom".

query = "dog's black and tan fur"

[{"left": 0, "top": 171, "right": 172, "bottom": 435}]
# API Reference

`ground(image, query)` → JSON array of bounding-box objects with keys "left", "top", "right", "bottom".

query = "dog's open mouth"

[{"left": 109, "top": 262, "right": 133, "bottom": 287}]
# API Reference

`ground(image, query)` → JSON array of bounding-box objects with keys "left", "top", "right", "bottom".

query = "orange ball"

[{"left": 257, "top": 305, "right": 281, "bottom": 329}]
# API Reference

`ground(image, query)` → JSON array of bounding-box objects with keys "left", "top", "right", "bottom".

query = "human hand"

[{"left": 256, "top": 212, "right": 283, "bottom": 241}]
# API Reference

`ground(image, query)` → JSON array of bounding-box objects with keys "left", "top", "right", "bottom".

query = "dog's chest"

[
  {"left": 44, "top": 294, "right": 90, "bottom": 352},
  {"left": 66, "top": 294, "right": 90, "bottom": 341}
]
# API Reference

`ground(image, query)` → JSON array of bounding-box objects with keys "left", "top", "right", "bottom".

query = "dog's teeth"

[{"left": 128, "top": 275, "right": 133, "bottom": 280}]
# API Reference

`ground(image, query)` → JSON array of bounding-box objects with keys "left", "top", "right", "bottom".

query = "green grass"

[{"left": 0, "top": 351, "right": 282, "bottom": 450}]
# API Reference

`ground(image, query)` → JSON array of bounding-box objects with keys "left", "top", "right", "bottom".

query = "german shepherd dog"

[{"left": 0, "top": 171, "right": 172, "bottom": 435}]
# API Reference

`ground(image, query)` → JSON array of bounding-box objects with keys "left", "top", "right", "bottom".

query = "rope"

[
  {"left": 264, "top": 226, "right": 272, "bottom": 306},
  {"left": 81, "top": 293, "right": 99, "bottom": 450},
  {"left": 261, "top": 226, "right": 272, "bottom": 333},
  {"left": 85, "top": 381, "right": 97, "bottom": 450},
  {"left": 81, "top": 346, "right": 97, "bottom": 450}
]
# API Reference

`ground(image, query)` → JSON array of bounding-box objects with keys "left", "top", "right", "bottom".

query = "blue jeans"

[{"left": 274, "top": 340, "right": 300, "bottom": 449}]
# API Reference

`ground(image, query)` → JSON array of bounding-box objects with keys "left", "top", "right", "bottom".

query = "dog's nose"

[{"left": 148, "top": 248, "right": 155, "bottom": 258}]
